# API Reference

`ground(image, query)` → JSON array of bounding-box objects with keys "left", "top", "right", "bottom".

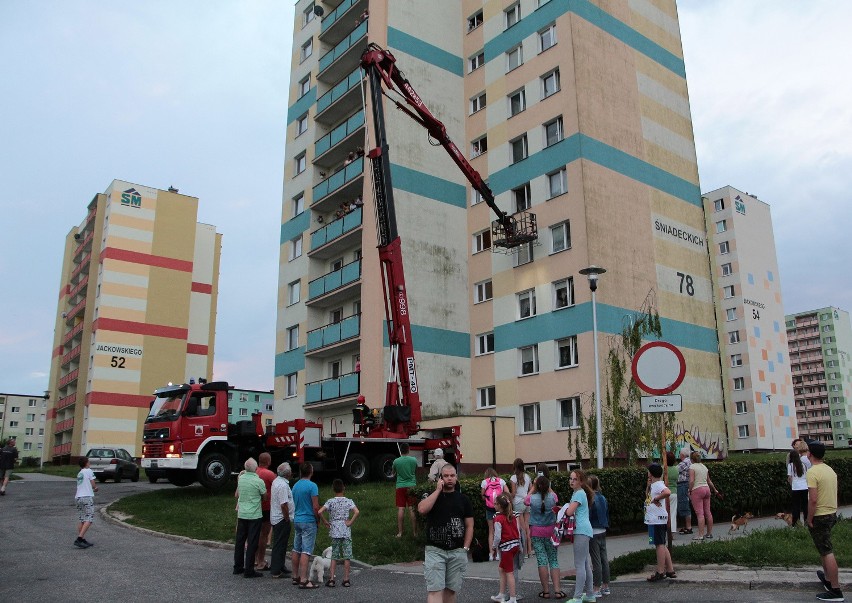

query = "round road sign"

[{"left": 631, "top": 341, "right": 686, "bottom": 395}]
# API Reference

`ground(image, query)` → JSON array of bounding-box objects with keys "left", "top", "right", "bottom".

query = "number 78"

[{"left": 676, "top": 272, "right": 694, "bottom": 296}]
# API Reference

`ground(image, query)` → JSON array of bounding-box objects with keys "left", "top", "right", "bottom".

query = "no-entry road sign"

[{"left": 631, "top": 341, "right": 686, "bottom": 395}]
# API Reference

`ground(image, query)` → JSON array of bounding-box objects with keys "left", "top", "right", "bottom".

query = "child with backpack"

[
  {"left": 588, "top": 475, "right": 611, "bottom": 597},
  {"left": 481, "top": 468, "right": 508, "bottom": 561},
  {"left": 526, "top": 475, "right": 564, "bottom": 599},
  {"left": 490, "top": 494, "right": 521, "bottom": 603}
]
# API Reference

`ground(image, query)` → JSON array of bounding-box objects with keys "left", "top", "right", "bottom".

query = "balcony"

[
  {"left": 318, "top": 19, "right": 368, "bottom": 84},
  {"left": 61, "top": 344, "right": 82, "bottom": 368},
  {"left": 316, "top": 67, "right": 363, "bottom": 124},
  {"left": 306, "top": 313, "right": 361, "bottom": 356},
  {"left": 73, "top": 230, "right": 94, "bottom": 261},
  {"left": 70, "top": 252, "right": 91, "bottom": 283},
  {"left": 58, "top": 368, "right": 79, "bottom": 389},
  {"left": 61, "top": 322, "right": 84, "bottom": 346},
  {"left": 320, "top": 0, "right": 367, "bottom": 45},
  {"left": 307, "top": 258, "right": 362, "bottom": 306},
  {"left": 309, "top": 206, "right": 362, "bottom": 258},
  {"left": 65, "top": 297, "right": 86, "bottom": 324},
  {"left": 54, "top": 417, "right": 75, "bottom": 434},
  {"left": 312, "top": 155, "right": 364, "bottom": 213},
  {"left": 314, "top": 109, "right": 365, "bottom": 168},
  {"left": 57, "top": 393, "right": 76, "bottom": 410},
  {"left": 52, "top": 442, "right": 72, "bottom": 457},
  {"left": 68, "top": 274, "right": 89, "bottom": 302},
  {"left": 305, "top": 371, "right": 360, "bottom": 405}
]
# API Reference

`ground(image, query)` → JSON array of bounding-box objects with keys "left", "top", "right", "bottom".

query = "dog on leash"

[
  {"left": 309, "top": 547, "right": 333, "bottom": 584},
  {"left": 729, "top": 512, "right": 754, "bottom": 534},
  {"left": 775, "top": 512, "right": 793, "bottom": 527}
]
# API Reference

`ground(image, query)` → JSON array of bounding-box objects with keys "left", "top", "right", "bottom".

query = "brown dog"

[
  {"left": 729, "top": 512, "right": 754, "bottom": 533},
  {"left": 775, "top": 512, "right": 793, "bottom": 526}
]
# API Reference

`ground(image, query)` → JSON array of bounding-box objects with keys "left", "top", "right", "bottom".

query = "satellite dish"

[{"left": 314, "top": 5, "right": 324, "bottom": 16}]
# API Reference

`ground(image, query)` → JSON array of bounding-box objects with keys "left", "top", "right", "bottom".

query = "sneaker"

[
  {"left": 490, "top": 594, "right": 506, "bottom": 602},
  {"left": 601, "top": 587, "right": 611, "bottom": 596},
  {"left": 818, "top": 570, "right": 833, "bottom": 593},
  {"left": 582, "top": 595, "right": 597, "bottom": 602},
  {"left": 565, "top": 599, "right": 584, "bottom": 603},
  {"left": 81, "top": 539, "right": 93, "bottom": 548},
  {"left": 73, "top": 539, "right": 87, "bottom": 549},
  {"left": 816, "top": 589, "right": 845, "bottom": 602}
]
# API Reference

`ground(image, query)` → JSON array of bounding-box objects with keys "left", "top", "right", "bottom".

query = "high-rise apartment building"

[
  {"left": 45, "top": 180, "right": 221, "bottom": 462},
  {"left": 786, "top": 307, "right": 852, "bottom": 448},
  {"left": 227, "top": 388, "right": 275, "bottom": 430},
  {"left": 704, "top": 186, "right": 796, "bottom": 451},
  {"left": 276, "top": 0, "right": 725, "bottom": 467}
]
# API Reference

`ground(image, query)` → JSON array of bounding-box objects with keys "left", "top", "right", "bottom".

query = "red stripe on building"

[
  {"left": 60, "top": 283, "right": 69, "bottom": 298},
  {"left": 101, "top": 247, "right": 193, "bottom": 272},
  {"left": 186, "top": 343, "right": 208, "bottom": 355},
  {"left": 47, "top": 408, "right": 57, "bottom": 420},
  {"left": 87, "top": 391, "right": 153, "bottom": 408},
  {"left": 93, "top": 318, "right": 188, "bottom": 340},
  {"left": 53, "top": 345, "right": 63, "bottom": 358},
  {"left": 191, "top": 281, "right": 213, "bottom": 294}
]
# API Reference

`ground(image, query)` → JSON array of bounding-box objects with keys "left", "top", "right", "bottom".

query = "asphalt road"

[{"left": 0, "top": 476, "right": 823, "bottom": 603}]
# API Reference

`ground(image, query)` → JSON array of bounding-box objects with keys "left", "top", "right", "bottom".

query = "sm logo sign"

[{"left": 121, "top": 188, "right": 142, "bottom": 208}]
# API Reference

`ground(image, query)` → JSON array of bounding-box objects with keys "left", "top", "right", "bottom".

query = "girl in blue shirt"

[{"left": 559, "top": 470, "right": 595, "bottom": 603}]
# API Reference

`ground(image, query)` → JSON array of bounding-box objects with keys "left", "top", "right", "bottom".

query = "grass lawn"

[{"left": 13, "top": 464, "right": 82, "bottom": 478}]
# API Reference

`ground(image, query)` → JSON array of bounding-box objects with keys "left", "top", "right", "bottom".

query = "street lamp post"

[{"left": 579, "top": 265, "right": 607, "bottom": 469}]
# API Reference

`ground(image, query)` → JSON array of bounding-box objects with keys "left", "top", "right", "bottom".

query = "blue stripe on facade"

[
  {"left": 383, "top": 322, "right": 471, "bottom": 358},
  {"left": 280, "top": 210, "right": 311, "bottom": 245},
  {"left": 287, "top": 88, "right": 317, "bottom": 124},
  {"left": 387, "top": 27, "right": 464, "bottom": 76},
  {"left": 391, "top": 163, "right": 468, "bottom": 208},
  {"left": 494, "top": 302, "right": 718, "bottom": 355},
  {"left": 488, "top": 136, "right": 579, "bottom": 195},
  {"left": 275, "top": 346, "right": 305, "bottom": 377},
  {"left": 483, "top": 0, "right": 684, "bottom": 77}
]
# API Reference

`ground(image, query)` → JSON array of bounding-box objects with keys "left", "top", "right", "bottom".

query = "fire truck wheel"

[
  {"left": 371, "top": 453, "right": 396, "bottom": 482},
  {"left": 167, "top": 471, "right": 196, "bottom": 487},
  {"left": 341, "top": 453, "right": 369, "bottom": 485},
  {"left": 148, "top": 475, "right": 158, "bottom": 484},
  {"left": 199, "top": 452, "right": 232, "bottom": 491}
]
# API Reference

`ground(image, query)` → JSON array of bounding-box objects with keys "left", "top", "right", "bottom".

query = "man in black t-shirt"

[
  {"left": 0, "top": 437, "right": 19, "bottom": 495},
  {"left": 417, "top": 464, "right": 473, "bottom": 602}
]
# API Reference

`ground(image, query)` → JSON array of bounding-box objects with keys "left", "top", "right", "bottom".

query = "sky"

[{"left": 1, "top": 1, "right": 850, "bottom": 395}]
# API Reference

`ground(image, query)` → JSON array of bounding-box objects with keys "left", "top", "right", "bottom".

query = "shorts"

[
  {"left": 676, "top": 482, "right": 691, "bottom": 516},
  {"left": 331, "top": 537, "right": 353, "bottom": 561},
  {"left": 498, "top": 546, "right": 519, "bottom": 573},
  {"left": 76, "top": 496, "right": 95, "bottom": 523},
  {"left": 649, "top": 524, "right": 667, "bottom": 546},
  {"left": 485, "top": 507, "right": 496, "bottom": 521},
  {"left": 424, "top": 545, "right": 467, "bottom": 593},
  {"left": 293, "top": 522, "right": 318, "bottom": 555},
  {"left": 396, "top": 487, "right": 415, "bottom": 507},
  {"left": 531, "top": 535, "right": 560, "bottom": 569},
  {"left": 809, "top": 513, "right": 837, "bottom": 556},
  {"left": 0, "top": 468, "right": 10, "bottom": 480}
]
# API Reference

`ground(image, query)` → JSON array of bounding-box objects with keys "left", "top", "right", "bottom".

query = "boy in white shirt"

[
  {"left": 74, "top": 456, "right": 98, "bottom": 548},
  {"left": 644, "top": 463, "right": 674, "bottom": 582}
]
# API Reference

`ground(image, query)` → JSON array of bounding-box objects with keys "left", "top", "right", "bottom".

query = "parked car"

[{"left": 86, "top": 448, "right": 140, "bottom": 483}]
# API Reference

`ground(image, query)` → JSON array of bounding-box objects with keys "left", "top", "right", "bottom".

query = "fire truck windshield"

[{"left": 145, "top": 394, "right": 185, "bottom": 423}]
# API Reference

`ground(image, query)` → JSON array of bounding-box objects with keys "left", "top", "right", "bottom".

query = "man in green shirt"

[
  {"left": 806, "top": 441, "right": 843, "bottom": 602},
  {"left": 234, "top": 457, "right": 268, "bottom": 578},
  {"left": 392, "top": 443, "right": 418, "bottom": 538}
]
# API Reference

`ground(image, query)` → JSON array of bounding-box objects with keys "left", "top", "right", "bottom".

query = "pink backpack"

[{"left": 484, "top": 477, "right": 502, "bottom": 509}]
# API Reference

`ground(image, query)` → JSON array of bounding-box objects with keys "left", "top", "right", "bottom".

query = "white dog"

[{"left": 309, "top": 546, "right": 332, "bottom": 584}]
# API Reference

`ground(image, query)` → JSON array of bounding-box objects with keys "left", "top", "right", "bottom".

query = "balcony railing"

[
  {"left": 68, "top": 274, "right": 89, "bottom": 301},
  {"left": 308, "top": 258, "right": 362, "bottom": 301},
  {"left": 310, "top": 206, "right": 362, "bottom": 251},
  {"left": 61, "top": 344, "right": 82, "bottom": 367},
  {"left": 57, "top": 393, "right": 76, "bottom": 410},
  {"left": 59, "top": 369, "right": 79, "bottom": 389},
  {"left": 307, "top": 314, "right": 361, "bottom": 352},
  {"left": 70, "top": 252, "right": 91, "bottom": 282},
  {"left": 305, "top": 371, "right": 360, "bottom": 404},
  {"left": 312, "top": 156, "right": 363, "bottom": 205},
  {"left": 318, "top": 19, "right": 367, "bottom": 75},
  {"left": 316, "top": 67, "right": 362, "bottom": 117},
  {"left": 54, "top": 417, "right": 75, "bottom": 434},
  {"left": 62, "top": 322, "right": 84, "bottom": 346},
  {"left": 53, "top": 442, "right": 72, "bottom": 457},
  {"left": 315, "top": 109, "right": 365, "bottom": 158},
  {"left": 320, "top": 0, "right": 362, "bottom": 39},
  {"left": 73, "top": 230, "right": 94, "bottom": 260},
  {"left": 65, "top": 297, "right": 86, "bottom": 323}
]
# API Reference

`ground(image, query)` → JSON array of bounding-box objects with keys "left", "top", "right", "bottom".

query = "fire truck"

[{"left": 141, "top": 44, "right": 536, "bottom": 491}]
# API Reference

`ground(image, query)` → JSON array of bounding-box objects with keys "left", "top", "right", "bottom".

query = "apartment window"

[
  {"left": 264, "top": 402, "right": 273, "bottom": 412},
  {"left": 560, "top": 397, "right": 581, "bottom": 429},
  {"left": 547, "top": 168, "right": 567, "bottom": 198},
  {"left": 719, "top": 241, "right": 730, "bottom": 254},
  {"left": 477, "top": 386, "right": 496, "bottom": 409},
  {"left": 25, "top": 428, "right": 34, "bottom": 436},
  {"left": 470, "top": 92, "right": 486, "bottom": 114},
  {"left": 287, "top": 280, "right": 301, "bottom": 306},
  {"left": 472, "top": 135, "right": 488, "bottom": 157},
  {"left": 550, "top": 221, "right": 570, "bottom": 253},
  {"left": 25, "top": 413, "right": 34, "bottom": 422},
  {"left": 505, "top": 3, "right": 520, "bottom": 28},
  {"left": 476, "top": 332, "right": 495, "bottom": 356},
  {"left": 511, "top": 135, "right": 528, "bottom": 163},
  {"left": 729, "top": 330, "right": 740, "bottom": 344},
  {"left": 726, "top": 308, "right": 736, "bottom": 321},
  {"left": 299, "top": 75, "right": 310, "bottom": 98},
  {"left": 721, "top": 263, "right": 732, "bottom": 276},
  {"left": 518, "top": 289, "right": 537, "bottom": 319},
  {"left": 296, "top": 114, "right": 308, "bottom": 136},
  {"left": 8, "top": 421, "right": 17, "bottom": 428},
  {"left": 471, "top": 190, "right": 483, "bottom": 206},
  {"left": 514, "top": 242, "right": 534, "bottom": 266},
  {"left": 539, "top": 24, "right": 556, "bottom": 52},
  {"left": 731, "top": 354, "right": 743, "bottom": 367},
  {"left": 544, "top": 117, "right": 563, "bottom": 146},
  {"left": 506, "top": 45, "right": 523, "bottom": 71},
  {"left": 38, "top": 428, "right": 44, "bottom": 436},
  {"left": 724, "top": 285, "right": 735, "bottom": 298},
  {"left": 542, "top": 69, "right": 560, "bottom": 98},
  {"left": 827, "top": 360, "right": 838, "bottom": 367},
  {"left": 714, "top": 198, "right": 725, "bottom": 211},
  {"left": 286, "top": 373, "right": 297, "bottom": 397},
  {"left": 292, "top": 193, "right": 304, "bottom": 217},
  {"left": 509, "top": 89, "right": 526, "bottom": 116},
  {"left": 473, "top": 229, "right": 492, "bottom": 253},
  {"left": 519, "top": 345, "right": 539, "bottom": 375},
  {"left": 733, "top": 376, "right": 745, "bottom": 390},
  {"left": 737, "top": 425, "right": 749, "bottom": 438},
  {"left": 23, "top": 442, "right": 32, "bottom": 451},
  {"left": 825, "top": 336, "right": 836, "bottom": 343},
  {"left": 303, "top": 3, "right": 316, "bottom": 26},
  {"left": 289, "top": 235, "right": 303, "bottom": 261},
  {"left": 28, "top": 399, "right": 37, "bottom": 407},
  {"left": 513, "top": 183, "right": 531, "bottom": 212},
  {"left": 557, "top": 336, "right": 579, "bottom": 368},
  {"left": 521, "top": 402, "right": 541, "bottom": 433},
  {"left": 286, "top": 325, "right": 299, "bottom": 351},
  {"left": 300, "top": 38, "right": 313, "bottom": 62},
  {"left": 295, "top": 153, "right": 306, "bottom": 175},
  {"left": 553, "top": 278, "right": 574, "bottom": 309},
  {"left": 823, "top": 324, "right": 834, "bottom": 332},
  {"left": 468, "top": 10, "right": 483, "bottom": 31},
  {"left": 716, "top": 220, "right": 727, "bottom": 233},
  {"left": 469, "top": 51, "right": 485, "bottom": 72},
  {"left": 239, "top": 408, "right": 248, "bottom": 417},
  {"left": 735, "top": 401, "right": 748, "bottom": 414},
  {"left": 11, "top": 406, "right": 20, "bottom": 413},
  {"left": 474, "top": 279, "right": 493, "bottom": 303}
]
